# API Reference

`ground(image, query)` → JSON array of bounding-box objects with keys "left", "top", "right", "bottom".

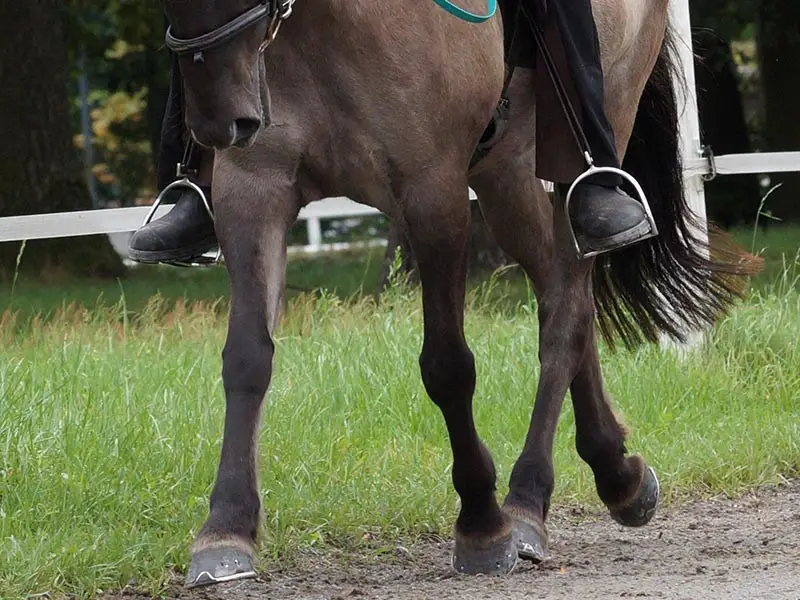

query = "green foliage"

[
  {"left": 64, "top": 0, "right": 164, "bottom": 55},
  {"left": 63, "top": 0, "right": 168, "bottom": 206},
  {"left": 73, "top": 86, "right": 154, "bottom": 203},
  {"left": 689, "top": 0, "right": 757, "bottom": 41}
]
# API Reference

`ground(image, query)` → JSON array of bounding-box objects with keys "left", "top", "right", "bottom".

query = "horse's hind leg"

[
  {"left": 569, "top": 341, "right": 659, "bottom": 527},
  {"left": 402, "top": 168, "right": 517, "bottom": 576},
  {"left": 185, "top": 160, "right": 299, "bottom": 588},
  {"left": 470, "top": 114, "right": 658, "bottom": 564}
]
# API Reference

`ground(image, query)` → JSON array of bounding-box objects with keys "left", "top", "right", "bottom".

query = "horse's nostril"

[{"left": 233, "top": 118, "right": 261, "bottom": 142}]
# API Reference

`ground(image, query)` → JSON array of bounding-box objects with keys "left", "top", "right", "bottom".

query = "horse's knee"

[
  {"left": 418, "top": 339, "right": 476, "bottom": 411},
  {"left": 222, "top": 323, "right": 275, "bottom": 399}
]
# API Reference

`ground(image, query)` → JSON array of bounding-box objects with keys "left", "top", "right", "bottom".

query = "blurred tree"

[
  {"left": 63, "top": 0, "right": 169, "bottom": 206},
  {"left": 757, "top": 0, "right": 800, "bottom": 221},
  {"left": 688, "top": 0, "right": 757, "bottom": 40},
  {"left": 107, "top": 0, "right": 172, "bottom": 178},
  {"left": 0, "top": 0, "right": 124, "bottom": 279},
  {"left": 690, "top": 0, "right": 762, "bottom": 227}
]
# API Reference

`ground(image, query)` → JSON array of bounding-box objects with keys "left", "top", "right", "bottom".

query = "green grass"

[
  {"left": 0, "top": 248, "right": 387, "bottom": 321},
  {"left": 0, "top": 225, "right": 799, "bottom": 599}
]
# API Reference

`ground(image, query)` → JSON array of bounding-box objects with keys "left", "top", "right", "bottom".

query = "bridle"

[{"left": 165, "top": 0, "right": 295, "bottom": 63}]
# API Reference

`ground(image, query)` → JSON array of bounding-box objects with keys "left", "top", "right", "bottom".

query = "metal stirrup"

[
  {"left": 140, "top": 178, "right": 223, "bottom": 268},
  {"left": 563, "top": 153, "right": 659, "bottom": 259}
]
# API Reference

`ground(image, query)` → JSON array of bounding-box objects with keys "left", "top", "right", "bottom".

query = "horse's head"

[{"left": 163, "top": 0, "right": 286, "bottom": 149}]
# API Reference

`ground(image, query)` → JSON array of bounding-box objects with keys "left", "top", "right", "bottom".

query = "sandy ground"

[{"left": 110, "top": 480, "right": 800, "bottom": 600}]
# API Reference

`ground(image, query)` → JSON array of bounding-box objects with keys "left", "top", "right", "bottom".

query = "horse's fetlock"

[
  {"left": 575, "top": 425, "right": 627, "bottom": 467},
  {"left": 206, "top": 482, "right": 262, "bottom": 541},
  {"left": 594, "top": 455, "right": 646, "bottom": 507},
  {"left": 508, "top": 452, "right": 555, "bottom": 508}
]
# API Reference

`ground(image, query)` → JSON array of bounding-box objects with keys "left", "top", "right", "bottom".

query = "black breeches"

[
  {"left": 545, "top": 0, "right": 619, "bottom": 171},
  {"left": 156, "top": 23, "right": 206, "bottom": 191},
  {"left": 510, "top": 0, "right": 622, "bottom": 180},
  {"left": 156, "top": 53, "right": 187, "bottom": 191}
]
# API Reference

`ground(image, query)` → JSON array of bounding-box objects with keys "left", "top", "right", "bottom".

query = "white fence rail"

[
  {"left": 0, "top": 190, "right": 482, "bottom": 256},
  {"left": 0, "top": 197, "right": 381, "bottom": 257},
  {"left": 683, "top": 151, "right": 800, "bottom": 179}
]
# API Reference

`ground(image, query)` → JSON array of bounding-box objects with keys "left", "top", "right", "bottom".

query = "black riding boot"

[
  {"left": 558, "top": 181, "right": 653, "bottom": 255},
  {"left": 128, "top": 52, "right": 217, "bottom": 264},
  {"left": 128, "top": 182, "right": 217, "bottom": 264},
  {"left": 546, "top": 0, "right": 654, "bottom": 254}
]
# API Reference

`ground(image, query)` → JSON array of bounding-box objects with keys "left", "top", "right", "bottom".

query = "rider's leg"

[
  {"left": 543, "top": 0, "right": 654, "bottom": 255},
  {"left": 128, "top": 51, "right": 217, "bottom": 264}
]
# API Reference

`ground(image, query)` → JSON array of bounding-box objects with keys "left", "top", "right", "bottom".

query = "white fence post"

[
  {"left": 306, "top": 217, "right": 323, "bottom": 253},
  {"left": 661, "top": 0, "right": 708, "bottom": 351},
  {"left": 670, "top": 0, "right": 709, "bottom": 238}
]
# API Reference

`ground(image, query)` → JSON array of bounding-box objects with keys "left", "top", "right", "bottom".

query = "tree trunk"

[
  {"left": 757, "top": 0, "right": 800, "bottom": 222},
  {"left": 0, "top": 1, "right": 124, "bottom": 280},
  {"left": 691, "top": 28, "right": 762, "bottom": 227}
]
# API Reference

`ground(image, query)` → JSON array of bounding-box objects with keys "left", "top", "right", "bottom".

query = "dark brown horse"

[{"left": 159, "top": 0, "right": 759, "bottom": 587}]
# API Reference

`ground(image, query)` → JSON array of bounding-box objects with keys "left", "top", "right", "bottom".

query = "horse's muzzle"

[{"left": 188, "top": 116, "right": 261, "bottom": 150}]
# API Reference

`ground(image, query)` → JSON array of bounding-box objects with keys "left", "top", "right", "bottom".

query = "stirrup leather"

[{"left": 140, "top": 178, "right": 223, "bottom": 268}]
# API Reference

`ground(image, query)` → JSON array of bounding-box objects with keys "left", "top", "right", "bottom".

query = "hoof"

[
  {"left": 610, "top": 465, "right": 660, "bottom": 527},
  {"left": 511, "top": 516, "right": 550, "bottom": 563},
  {"left": 185, "top": 546, "right": 257, "bottom": 588},
  {"left": 452, "top": 531, "right": 518, "bottom": 576}
]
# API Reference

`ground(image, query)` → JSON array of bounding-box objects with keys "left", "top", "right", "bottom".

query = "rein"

[{"left": 433, "top": 0, "right": 497, "bottom": 23}]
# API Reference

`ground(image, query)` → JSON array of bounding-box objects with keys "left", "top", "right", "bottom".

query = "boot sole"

[
  {"left": 577, "top": 219, "right": 654, "bottom": 254},
  {"left": 128, "top": 236, "right": 218, "bottom": 264}
]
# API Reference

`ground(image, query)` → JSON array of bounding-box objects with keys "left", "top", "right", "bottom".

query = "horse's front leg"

[
  {"left": 403, "top": 172, "right": 517, "bottom": 576},
  {"left": 186, "top": 166, "right": 300, "bottom": 588}
]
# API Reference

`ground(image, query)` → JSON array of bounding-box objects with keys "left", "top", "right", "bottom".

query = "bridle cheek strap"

[{"left": 258, "top": 58, "right": 272, "bottom": 126}]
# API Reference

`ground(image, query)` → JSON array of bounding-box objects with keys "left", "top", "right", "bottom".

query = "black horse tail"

[{"left": 592, "top": 22, "right": 762, "bottom": 350}]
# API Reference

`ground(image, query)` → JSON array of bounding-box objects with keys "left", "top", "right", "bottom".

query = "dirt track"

[{"left": 113, "top": 481, "right": 800, "bottom": 600}]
